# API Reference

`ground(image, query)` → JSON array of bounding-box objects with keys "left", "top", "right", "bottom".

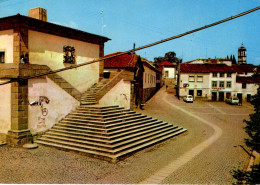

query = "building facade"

[{"left": 0, "top": 8, "right": 110, "bottom": 144}]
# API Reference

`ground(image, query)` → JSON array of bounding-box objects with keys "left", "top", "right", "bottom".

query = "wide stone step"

[
  {"left": 46, "top": 130, "right": 110, "bottom": 144},
  {"left": 81, "top": 102, "right": 97, "bottom": 105},
  {"left": 66, "top": 111, "right": 138, "bottom": 121},
  {"left": 112, "top": 126, "right": 183, "bottom": 153},
  {"left": 40, "top": 135, "right": 112, "bottom": 149},
  {"left": 49, "top": 128, "right": 110, "bottom": 140},
  {"left": 52, "top": 125, "right": 108, "bottom": 137},
  {"left": 55, "top": 122, "right": 107, "bottom": 132},
  {"left": 35, "top": 140, "right": 117, "bottom": 162},
  {"left": 36, "top": 137, "right": 114, "bottom": 154},
  {"left": 108, "top": 120, "right": 167, "bottom": 138},
  {"left": 36, "top": 127, "right": 186, "bottom": 162},
  {"left": 60, "top": 116, "right": 154, "bottom": 131},
  {"left": 110, "top": 125, "right": 179, "bottom": 145},
  {"left": 78, "top": 105, "right": 119, "bottom": 110},
  {"left": 72, "top": 108, "right": 131, "bottom": 115},
  {"left": 115, "top": 128, "right": 187, "bottom": 159},
  {"left": 71, "top": 109, "right": 132, "bottom": 116},
  {"left": 58, "top": 116, "right": 153, "bottom": 131},
  {"left": 42, "top": 125, "right": 180, "bottom": 150}
]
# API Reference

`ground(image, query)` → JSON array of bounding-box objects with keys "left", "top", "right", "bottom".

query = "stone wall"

[{"left": 143, "top": 87, "right": 156, "bottom": 102}]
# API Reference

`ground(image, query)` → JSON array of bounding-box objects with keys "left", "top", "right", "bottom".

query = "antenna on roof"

[
  {"left": 100, "top": 8, "right": 106, "bottom": 35},
  {"left": 131, "top": 43, "right": 136, "bottom": 54}
]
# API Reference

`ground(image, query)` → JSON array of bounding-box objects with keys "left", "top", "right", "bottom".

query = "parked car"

[
  {"left": 183, "top": 95, "right": 193, "bottom": 103},
  {"left": 225, "top": 97, "right": 239, "bottom": 105}
]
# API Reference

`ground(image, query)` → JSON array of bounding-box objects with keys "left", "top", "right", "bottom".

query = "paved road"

[
  {"left": 139, "top": 88, "right": 253, "bottom": 184},
  {"left": 0, "top": 87, "right": 253, "bottom": 184}
]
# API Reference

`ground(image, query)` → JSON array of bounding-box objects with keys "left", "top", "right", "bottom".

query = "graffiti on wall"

[{"left": 29, "top": 96, "right": 50, "bottom": 128}]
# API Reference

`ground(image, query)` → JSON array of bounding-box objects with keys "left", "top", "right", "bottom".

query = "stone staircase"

[
  {"left": 80, "top": 71, "right": 119, "bottom": 105},
  {"left": 35, "top": 105, "right": 187, "bottom": 162}
]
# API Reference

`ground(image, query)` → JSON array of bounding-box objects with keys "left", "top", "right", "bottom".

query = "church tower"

[{"left": 238, "top": 43, "right": 246, "bottom": 65}]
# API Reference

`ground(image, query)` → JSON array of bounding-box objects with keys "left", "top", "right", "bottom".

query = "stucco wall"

[
  {"left": 0, "top": 29, "right": 13, "bottom": 63},
  {"left": 99, "top": 79, "right": 131, "bottom": 109},
  {"left": 28, "top": 30, "right": 100, "bottom": 93},
  {"left": 143, "top": 65, "right": 156, "bottom": 89},
  {"left": 235, "top": 83, "right": 259, "bottom": 100},
  {"left": 28, "top": 77, "right": 80, "bottom": 134},
  {"left": 0, "top": 81, "right": 11, "bottom": 135},
  {"left": 163, "top": 67, "right": 175, "bottom": 78}
]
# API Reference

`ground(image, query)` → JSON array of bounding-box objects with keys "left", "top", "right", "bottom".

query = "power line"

[{"left": 0, "top": 6, "right": 259, "bottom": 86}]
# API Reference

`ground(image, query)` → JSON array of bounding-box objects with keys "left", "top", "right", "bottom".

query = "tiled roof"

[
  {"left": 0, "top": 14, "right": 110, "bottom": 44},
  {"left": 143, "top": 60, "right": 160, "bottom": 73},
  {"left": 180, "top": 63, "right": 237, "bottom": 73},
  {"left": 186, "top": 58, "right": 231, "bottom": 64},
  {"left": 232, "top": 64, "right": 260, "bottom": 73},
  {"left": 236, "top": 76, "right": 260, "bottom": 83},
  {"left": 104, "top": 52, "right": 139, "bottom": 68},
  {"left": 157, "top": 61, "right": 175, "bottom": 72}
]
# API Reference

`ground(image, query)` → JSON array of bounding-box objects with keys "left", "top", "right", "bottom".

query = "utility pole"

[{"left": 176, "top": 58, "right": 182, "bottom": 100}]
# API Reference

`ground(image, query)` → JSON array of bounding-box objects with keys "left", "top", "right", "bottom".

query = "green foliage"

[
  {"left": 232, "top": 85, "right": 260, "bottom": 183},
  {"left": 232, "top": 164, "right": 260, "bottom": 184},
  {"left": 244, "top": 86, "right": 260, "bottom": 153}
]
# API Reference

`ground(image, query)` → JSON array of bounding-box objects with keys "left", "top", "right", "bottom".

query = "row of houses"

[{"left": 179, "top": 57, "right": 260, "bottom": 102}]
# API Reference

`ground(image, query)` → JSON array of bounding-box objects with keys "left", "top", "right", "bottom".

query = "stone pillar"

[
  {"left": 99, "top": 44, "right": 104, "bottom": 79},
  {"left": 13, "top": 27, "right": 29, "bottom": 64},
  {"left": 6, "top": 80, "right": 31, "bottom": 145}
]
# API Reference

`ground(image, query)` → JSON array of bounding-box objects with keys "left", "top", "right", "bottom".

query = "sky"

[{"left": 0, "top": 0, "right": 259, "bottom": 65}]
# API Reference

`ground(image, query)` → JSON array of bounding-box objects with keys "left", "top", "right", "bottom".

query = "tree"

[
  {"left": 244, "top": 86, "right": 260, "bottom": 152},
  {"left": 232, "top": 85, "right": 260, "bottom": 184},
  {"left": 164, "top": 51, "right": 177, "bottom": 63},
  {"left": 154, "top": 56, "right": 165, "bottom": 63},
  {"left": 232, "top": 55, "right": 237, "bottom": 65}
]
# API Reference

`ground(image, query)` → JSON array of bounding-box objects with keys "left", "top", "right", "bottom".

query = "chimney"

[{"left": 29, "top": 7, "right": 47, "bottom": 22}]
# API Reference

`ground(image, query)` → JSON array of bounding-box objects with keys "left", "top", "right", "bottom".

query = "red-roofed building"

[
  {"left": 157, "top": 60, "right": 177, "bottom": 89},
  {"left": 179, "top": 60, "right": 259, "bottom": 102},
  {"left": 103, "top": 52, "right": 160, "bottom": 108},
  {"left": 179, "top": 63, "right": 237, "bottom": 101}
]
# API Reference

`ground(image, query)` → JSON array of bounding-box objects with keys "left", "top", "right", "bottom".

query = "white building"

[{"left": 180, "top": 63, "right": 237, "bottom": 101}]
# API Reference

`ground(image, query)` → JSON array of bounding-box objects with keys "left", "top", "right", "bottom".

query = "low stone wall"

[{"left": 143, "top": 87, "right": 156, "bottom": 102}]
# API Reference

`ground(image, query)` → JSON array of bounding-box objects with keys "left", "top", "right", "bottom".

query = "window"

[
  {"left": 213, "top": 72, "right": 217, "bottom": 77},
  {"left": 227, "top": 73, "right": 232, "bottom": 77},
  {"left": 242, "top": 83, "right": 247, "bottom": 89},
  {"left": 197, "top": 90, "right": 202, "bottom": 96},
  {"left": 220, "top": 72, "right": 225, "bottom": 77},
  {"left": 212, "top": 81, "right": 217, "bottom": 87},
  {"left": 0, "top": 52, "right": 5, "bottom": 63},
  {"left": 165, "top": 71, "right": 169, "bottom": 78},
  {"left": 226, "top": 81, "right": 232, "bottom": 88},
  {"left": 219, "top": 81, "right": 225, "bottom": 88},
  {"left": 189, "top": 75, "right": 195, "bottom": 82},
  {"left": 197, "top": 76, "right": 203, "bottom": 82}
]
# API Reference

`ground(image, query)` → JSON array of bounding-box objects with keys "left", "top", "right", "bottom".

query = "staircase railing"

[{"left": 95, "top": 70, "right": 133, "bottom": 102}]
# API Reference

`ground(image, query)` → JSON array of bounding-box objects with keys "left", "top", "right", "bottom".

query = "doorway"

[
  {"left": 219, "top": 92, "right": 224, "bottom": 101},
  {"left": 237, "top": 93, "right": 243, "bottom": 104},
  {"left": 189, "top": 89, "right": 194, "bottom": 97},
  {"left": 212, "top": 92, "right": 217, "bottom": 101}
]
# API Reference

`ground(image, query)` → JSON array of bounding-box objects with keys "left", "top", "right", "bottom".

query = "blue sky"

[{"left": 0, "top": 0, "right": 259, "bottom": 65}]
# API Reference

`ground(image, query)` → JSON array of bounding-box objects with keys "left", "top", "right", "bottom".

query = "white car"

[
  {"left": 225, "top": 97, "right": 239, "bottom": 105},
  {"left": 184, "top": 95, "right": 193, "bottom": 103}
]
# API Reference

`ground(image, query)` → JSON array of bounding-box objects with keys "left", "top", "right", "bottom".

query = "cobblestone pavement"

[{"left": 0, "top": 87, "right": 253, "bottom": 184}]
